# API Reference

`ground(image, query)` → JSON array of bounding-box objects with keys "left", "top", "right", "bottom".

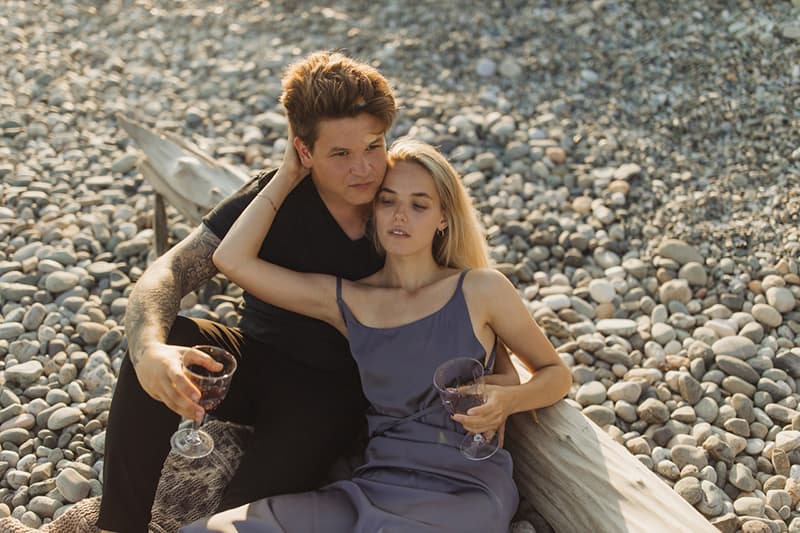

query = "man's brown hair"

[{"left": 280, "top": 51, "right": 397, "bottom": 150}]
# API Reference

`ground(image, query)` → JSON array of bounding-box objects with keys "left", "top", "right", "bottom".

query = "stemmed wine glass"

[
  {"left": 433, "top": 357, "right": 499, "bottom": 461},
  {"left": 170, "top": 345, "right": 237, "bottom": 459}
]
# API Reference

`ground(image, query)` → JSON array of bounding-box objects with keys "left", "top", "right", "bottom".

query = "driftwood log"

[
  {"left": 116, "top": 114, "right": 249, "bottom": 255},
  {"left": 119, "top": 118, "right": 719, "bottom": 533}
]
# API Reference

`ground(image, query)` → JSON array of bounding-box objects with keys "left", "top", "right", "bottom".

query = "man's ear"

[{"left": 294, "top": 137, "right": 313, "bottom": 168}]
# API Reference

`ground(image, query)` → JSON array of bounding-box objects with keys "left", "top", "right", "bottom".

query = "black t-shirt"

[{"left": 203, "top": 169, "right": 384, "bottom": 370}]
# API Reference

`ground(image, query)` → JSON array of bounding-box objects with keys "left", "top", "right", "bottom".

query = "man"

[{"left": 97, "top": 51, "right": 397, "bottom": 533}]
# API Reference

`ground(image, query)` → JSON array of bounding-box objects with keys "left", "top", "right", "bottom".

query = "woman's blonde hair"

[{"left": 374, "top": 138, "right": 489, "bottom": 269}]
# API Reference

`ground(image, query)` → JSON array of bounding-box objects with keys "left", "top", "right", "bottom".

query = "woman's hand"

[
  {"left": 451, "top": 384, "right": 513, "bottom": 446},
  {"left": 275, "top": 126, "right": 306, "bottom": 190}
]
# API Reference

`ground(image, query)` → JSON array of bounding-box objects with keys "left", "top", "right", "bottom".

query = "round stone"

[
  {"left": 0, "top": 428, "right": 31, "bottom": 446},
  {"left": 651, "top": 323, "right": 676, "bottom": 345},
  {"left": 582, "top": 405, "right": 616, "bottom": 427},
  {"left": 679, "top": 262, "right": 707, "bottom": 286},
  {"left": 0, "top": 322, "right": 25, "bottom": 340},
  {"left": 76, "top": 322, "right": 109, "bottom": 345},
  {"left": 728, "top": 463, "right": 758, "bottom": 492},
  {"left": 576, "top": 381, "right": 607, "bottom": 406},
  {"left": 694, "top": 396, "right": 719, "bottom": 422},
  {"left": 596, "top": 319, "right": 637, "bottom": 336},
  {"left": 765, "top": 287, "right": 795, "bottom": 313},
  {"left": 697, "top": 480, "right": 725, "bottom": 517},
  {"left": 739, "top": 322, "right": 765, "bottom": 343},
  {"left": 542, "top": 294, "right": 571, "bottom": 311},
  {"left": 678, "top": 373, "right": 704, "bottom": 405},
  {"left": 5, "top": 360, "right": 44, "bottom": 386},
  {"left": 86, "top": 261, "right": 117, "bottom": 277},
  {"left": 475, "top": 58, "right": 496, "bottom": 77},
  {"left": 751, "top": 304, "right": 782, "bottom": 328},
  {"left": 47, "top": 407, "right": 82, "bottom": 431},
  {"left": 55, "top": 468, "right": 90, "bottom": 503},
  {"left": 712, "top": 336, "right": 757, "bottom": 359},
  {"left": 658, "top": 279, "right": 692, "bottom": 305},
  {"left": 27, "top": 496, "right": 60, "bottom": 518},
  {"left": 656, "top": 239, "right": 703, "bottom": 265},
  {"left": 775, "top": 430, "right": 800, "bottom": 453},
  {"left": 571, "top": 197, "right": 592, "bottom": 214},
  {"left": 637, "top": 398, "right": 669, "bottom": 424},
  {"left": 588, "top": 279, "right": 615, "bottom": 304},
  {"left": 671, "top": 445, "right": 708, "bottom": 470},
  {"left": 721, "top": 376, "right": 756, "bottom": 397},
  {"left": 672, "top": 405, "right": 697, "bottom": 424},
  {"left": 716, "top": 355, "right": 760, "bottom": 384},
  {"left": 607, "top": 381, "right": 642, "bottom": 403},
  {"left": 44, "top": 271, "right": 80, "bottom": 293},
  {"left": 674, "top": 476, "right": 702, "bottom": 505}
]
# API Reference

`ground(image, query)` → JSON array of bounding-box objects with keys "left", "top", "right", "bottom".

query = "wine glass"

[
  {"left": 433, "top": 357, "right": 499, "bottom": 461},
  {"left": 170, "top": 345, "right": 237, "bottom": 459}
]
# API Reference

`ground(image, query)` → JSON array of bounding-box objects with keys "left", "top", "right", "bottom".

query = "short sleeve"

[{"left": 202, "top": 169, "right": 276, "bottom": 239}]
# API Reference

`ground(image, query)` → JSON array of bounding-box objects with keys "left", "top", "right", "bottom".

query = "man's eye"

[
  {"left": 333, "top": 151, "right": 348, "bottom": 157},
  {"left": 367, "top": 143, "right": 382, "bottom": 151}
]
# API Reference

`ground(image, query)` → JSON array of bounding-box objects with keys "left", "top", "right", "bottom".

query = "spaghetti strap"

[
  {"left": 454, "top": 270, "right": 495, "bottom": 371},
  {"left": 484, "top": 337, "right": 498, "bottom": 372},
  {"left": 455, "top": 269, "right": 469, "bottom": 292},
  {"left": 335, "top": 276, "right": 348, "bottom": 326}
]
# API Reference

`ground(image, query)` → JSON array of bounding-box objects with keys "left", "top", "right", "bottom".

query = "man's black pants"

[{"left": 96, "top": 316, "right": 366, "bottom": 533}]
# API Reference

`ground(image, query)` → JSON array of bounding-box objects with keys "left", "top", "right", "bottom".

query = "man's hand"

[{"left": 134, "top": 343, "right": 223, "bottom": 421}]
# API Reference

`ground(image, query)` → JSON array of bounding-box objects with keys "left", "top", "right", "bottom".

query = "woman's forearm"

[
  {"left": 504, "top": 364, "right": 572, "bottom": 414},
  {"left": 213, "top": 169, "right": 295, "bottom": 274}
]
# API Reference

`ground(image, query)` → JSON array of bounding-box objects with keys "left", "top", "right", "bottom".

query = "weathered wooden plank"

[{"left": 154, "top": 192, "right": 169, "bottom": 256}]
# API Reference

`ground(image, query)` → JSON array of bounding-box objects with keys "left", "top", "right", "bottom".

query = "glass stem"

[{"left": 186, "top": 415, "right": 205, "bottom": 444}]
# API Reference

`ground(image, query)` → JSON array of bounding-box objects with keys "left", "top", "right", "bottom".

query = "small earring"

[{"left": 436, "top": 228, "right": 445, "bottom": 237}]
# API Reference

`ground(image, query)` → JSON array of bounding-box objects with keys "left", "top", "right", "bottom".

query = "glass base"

[
  {"left": 171, "top": 428, "right": 214, "bottom": 459},
  {"left": 459, "top": 432, "right": 499, "bottom": 461}
]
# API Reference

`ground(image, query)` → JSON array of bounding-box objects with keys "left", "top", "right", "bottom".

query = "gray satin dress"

[{"left": 181, "top": 270, "right": 519, "bottom": 533}]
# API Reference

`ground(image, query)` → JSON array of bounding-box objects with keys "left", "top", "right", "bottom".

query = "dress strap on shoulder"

[{"left": 456, "top": 269, "right": 470, "bottom": 291}]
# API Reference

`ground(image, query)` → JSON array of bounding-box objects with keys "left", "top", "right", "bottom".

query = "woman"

[{"left": 183, "top": 136, "right": 572, "bottom": 532}]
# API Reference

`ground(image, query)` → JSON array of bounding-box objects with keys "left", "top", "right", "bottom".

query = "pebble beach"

[{"left": 2, "top": 0, "right": 800, "bottom": 531}]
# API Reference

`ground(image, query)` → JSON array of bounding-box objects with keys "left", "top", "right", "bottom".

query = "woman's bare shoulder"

[{"left": 463, "top": 267, "right": 512, "bottom": 293}]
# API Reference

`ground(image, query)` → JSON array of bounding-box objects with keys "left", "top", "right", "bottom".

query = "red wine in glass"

[
  {"left": 186, "top": 364, "right": 229, "bottom": 411},
  {"left": 170, "top": 345, "right": 237, "bottom": 459},
  {"left": 433, "top": 357, "right": 499, "bottom": 461}
]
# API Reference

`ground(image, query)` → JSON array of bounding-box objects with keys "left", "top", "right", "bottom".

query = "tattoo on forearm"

[
  {"left": 125, "top": 284, "right": 180, "bottom": 367},
  {"left": 125, "top": 228, "right": 220, "bottom": 367},
  {"left": 171, "top": 229, "right": 220, "bottom": 296}
]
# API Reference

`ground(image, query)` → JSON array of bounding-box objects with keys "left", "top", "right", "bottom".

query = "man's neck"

[{"left": 316, "top": 186, "right": 370, "bottom": 240}]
